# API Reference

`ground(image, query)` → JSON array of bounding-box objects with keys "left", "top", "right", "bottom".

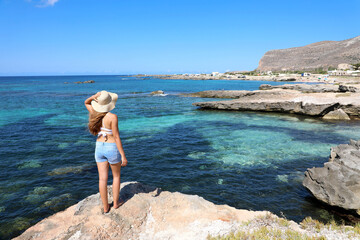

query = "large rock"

[
  {"left": 303, "top": 140, "right": 360, "bottom": 213},
  {"left": 194, "top": 99, "right": 338, "bottom": 116},
  {"left": 322, "top": 109, "right": 351, "bottom": 120},
  {"left": 257, "top": 35, "right": 360, "bottom": 71},
  {"left": 14, "top": 182, "right": 268, "bottom": 240}
]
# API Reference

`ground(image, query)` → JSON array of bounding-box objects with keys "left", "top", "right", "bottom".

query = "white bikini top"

[{"left": 98, "top": 114, "right": 113, "bottom": 139}]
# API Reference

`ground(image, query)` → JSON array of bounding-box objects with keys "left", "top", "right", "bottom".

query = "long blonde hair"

[{"left": 88, "top": 111, "right": 107, "bottom": 135}]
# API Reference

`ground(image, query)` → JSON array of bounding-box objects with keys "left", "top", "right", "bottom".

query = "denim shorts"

[{"left": 95, "top": 142, "right": 122, "bottom": 164}]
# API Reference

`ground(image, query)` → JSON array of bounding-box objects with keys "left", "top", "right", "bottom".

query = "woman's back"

[{"left": 98, "top": 112, "right": 116, "bottom": 143}]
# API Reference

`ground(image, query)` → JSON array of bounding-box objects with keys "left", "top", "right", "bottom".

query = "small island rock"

[
  {"left": 74, "top": 80, "right": 95, "bottom": 84},
  {"left": 150, "top": 90, "right": 165, "bottom": 95}
]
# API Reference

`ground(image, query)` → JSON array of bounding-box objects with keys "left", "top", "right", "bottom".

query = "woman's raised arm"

[{"left": 84, "top": 92, "right": 101, "bottom": 113}]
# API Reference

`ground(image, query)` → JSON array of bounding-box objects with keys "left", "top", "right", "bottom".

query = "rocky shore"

[
  {"left": 14, "top": 182, "right": 360, "bottom": 240},
  {"left": 191, "top": 83, "right": 360, "bottom": 120},
  {"left": 139, "top": 74, "right": 360, "bottom": 84}
]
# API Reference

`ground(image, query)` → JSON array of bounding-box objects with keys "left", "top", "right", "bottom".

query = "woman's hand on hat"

[{"left": 94, "top": 92, "right": 101, "bottom": 99}]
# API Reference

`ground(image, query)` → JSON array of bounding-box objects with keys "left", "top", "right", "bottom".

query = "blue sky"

[{"left": 0, "top": 0, "right": 359, "bottom": 76}]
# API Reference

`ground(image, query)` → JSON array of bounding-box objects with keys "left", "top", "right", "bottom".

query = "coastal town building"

[
  {"left": 328, "top": 70, "right": 347, "bottom": 76},
  {"left": 350, "top": 70, "right": 360, "bottom": 76},
  {"left": 328, "top": 69, "right": 360, "bottom": 76},
  {"left": 211, "top": 72, "right": 220, "bottom": 76}
]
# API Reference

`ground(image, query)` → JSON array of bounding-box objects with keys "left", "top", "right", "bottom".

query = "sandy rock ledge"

[
  {"left": 14, "top": 182, "right": 360, "bottom": 240},
  {"left": 14, "top": 182, "right": 268, "bottom": 240}
]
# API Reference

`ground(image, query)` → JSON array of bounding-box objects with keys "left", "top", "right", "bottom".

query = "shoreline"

[
  {"left": 191, "top": 83, "right": 360, "bottom": 120},
  {"left": 136, "top": 74, "right": 360, "bottom": 84}
]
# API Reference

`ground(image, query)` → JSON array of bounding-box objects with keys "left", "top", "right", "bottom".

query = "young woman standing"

[{"left": 85, "top": 91, "right": 128, "bottom": 213}]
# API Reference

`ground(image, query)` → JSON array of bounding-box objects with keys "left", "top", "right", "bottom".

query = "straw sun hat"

[{"left": 91, "top": 90, "right": 118, "bottom": 113}]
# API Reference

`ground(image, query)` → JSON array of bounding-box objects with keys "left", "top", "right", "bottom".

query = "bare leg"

[
  {"left": 97, "top": 161, "right": 110, "bottom": 212},
  {"left": 110, "top": 162, "right": 122, "bottom": 208}
]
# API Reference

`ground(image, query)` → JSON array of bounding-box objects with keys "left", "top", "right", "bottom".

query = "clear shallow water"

[{"left": 1, "top": 76, "right": 360, "bottom": 239}]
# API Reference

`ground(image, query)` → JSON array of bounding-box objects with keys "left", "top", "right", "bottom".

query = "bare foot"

[
  {"left": 103, "top": 204, "right": 110, "bottom": 214},
  {"left": 113, "top": 200, "right": 124, "bottom": 209}
]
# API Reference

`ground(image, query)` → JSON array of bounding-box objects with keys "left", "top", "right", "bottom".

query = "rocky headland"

[
  {"left": 14, "top": 182, "right": 360, "bottom": 240},
  {"left": 303, "top": 140, "right": 360, "bottom": 218},
  {"left": 257, "top": 35, "right": 360, "bottom": 72},
  {"left": 191, "top": 83, "right": 360, "bottom": 120}
]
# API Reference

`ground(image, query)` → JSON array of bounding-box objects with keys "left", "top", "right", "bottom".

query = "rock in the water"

[
  {"left": 14, "top": 182, "right": 268, "bottom": 240},
  {"left": 193, "top": 86, "right": 360, "bottom": 118},
  {"left": 150, "top": 90, "right": 165, "bottom": 95},
  {"left": 74, "top": 80, "right": 95, "bottom": 84},
  {"left": 303, "top": 140, "right": 360, "bottom": 213},
  {"left": 193, "top": 98, "right": 341, "bottom": 116},
  {"left": 322, "top": 109, "right": 351, "bottom": 120}
]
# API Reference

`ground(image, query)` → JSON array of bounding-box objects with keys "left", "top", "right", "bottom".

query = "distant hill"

[{"left": 257, "top": 36, "right": 360, "bottom": 72}]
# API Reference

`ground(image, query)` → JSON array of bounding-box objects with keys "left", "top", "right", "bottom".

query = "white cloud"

[
  {"left": 34, "top": 0, "right": 60, "bottom": 7},
  {"left": 45, "top": 0, "right": 59, "bottom": 6}
]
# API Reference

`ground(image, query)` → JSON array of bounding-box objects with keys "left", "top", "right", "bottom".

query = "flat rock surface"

[
  {"left": 182, "top": 90, "right": 254, "bottom": 98},
  {"left": 259, "top": 84, "right": 344, "bottom": 93},
  {"left": 192, "top": 87, "right": 360, "bottom": 118},
  {"left": 303, "top": 140, "right": 360, "bottom": 212},
  {"left": 14, "top": 182, "right": 268, "bottom": 240}
]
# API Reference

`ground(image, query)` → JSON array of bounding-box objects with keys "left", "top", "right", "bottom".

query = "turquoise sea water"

[{"left": 1, "top": 76, "right": 360, "bottom": 239}]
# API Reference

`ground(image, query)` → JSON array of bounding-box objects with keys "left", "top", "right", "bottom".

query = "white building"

[
  {"left": 347, "top": 70, "right": 360, "bottom": 76},
  {"left": 328, "top": 70, "right": 347, "bottom": 76}
]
